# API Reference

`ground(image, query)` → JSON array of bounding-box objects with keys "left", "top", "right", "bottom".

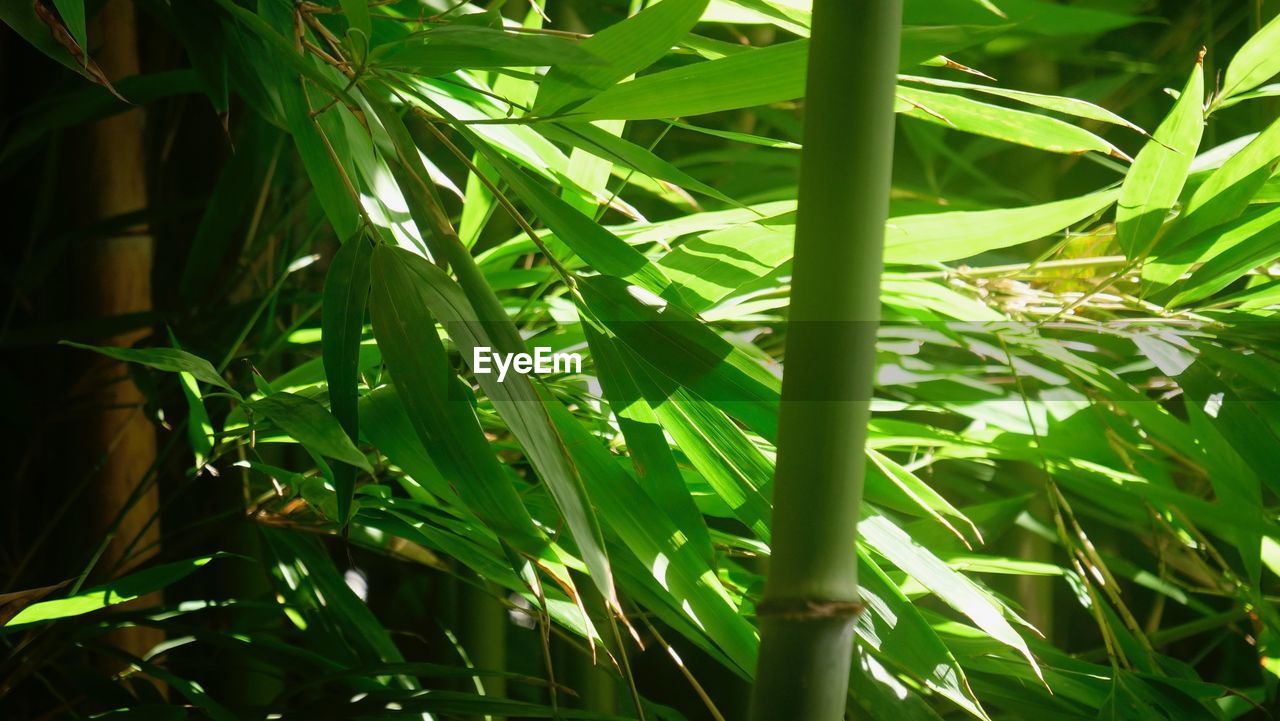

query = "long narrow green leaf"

[
  {"left": 1219, "top": 12, "right": 1280, "bottom": 100},
  {"left": 340, "top": 0, "right": 371, "bottom": 38},
  {"left": 50, "top": 0, "right": 86, "bottom": 60},
  {"left": 280, "top": 78, "right": 360, "bottom": 241},
  {"left": 606, "top": 334, "right": 774, "bottom": 542},
  {"left": 1145, "top": 117, "right": 1280, "bottom": 286},
  {"left": 437, "top": 112, "right": 680, "bottom": 301},
  {"left": 867, "top": 449, "right": 980, "bottom": 544},
  {"left": 535, "top": 0, "right": 710, "bottom": 114},
  {"left": 559, "top": 118, "right": 623, "bottom": 215},
  {"left": 659, "top": 215, "right": 794, "bottom": 310},
  {"left": 542, "top": 121, "right": 737, "bottom": 206},
  {"left": 322, "top": 234, "right": 374, "bottom": 525},
  {"left": 859, "top": 511, "right": 1042, "bottom": 679},
  {"left": 542, "top": 400, "right": 761, "bottom": 674},
  {"left": 579, "top": 274, "right": 781, "bottom": 441},
  {"left": 897, "top": 87, "right": 1128, "bottom": 158},
  {"left": 61, "top": 342, "right": 236, "bottom": 393},
  {"left": 1117, "top": 59, "right": 1205, "bottom": 257},
  {"left": 374, "top": 26, "right": 603, "bottom": 75},
  {"left": 857, "top": 552, "right": 988, "bottom": 719},
  {"left": 251, "top": 392, "right": 373, "bottom": 473},
  {"left": 378, "top": 244, "right": 616, "bottom": 604},
  {"left": 1167, "top": 205, "right": 1280, "bottom": 305},
  {"left": 169, "top": 331, "right": 215, "bottom": 470},
  {"left": 359, "top": 386, "right": 459, "bottom": 505},
  {"left": 4, "top": 556, "right": 221, "bottom": 630},
  {"left": 571, "top": 40, "right": 805, "bottom": 120},
  {"left": 368, "top": 245, "right": 546, "bottom": 549},
  {"left": 568, "top": 26, "right": 1005, "bottom": 120},
  {"left": 210, "top": 0, "right": 355, "bottom": 105},
  {"left": 585, "top": 324, "right": 714, "bottom": 561},
  {"left": 0, "top": 1, "right": 109, "bottom": 87},
  {"left": 263, "top": 529, "right": 408, "bottom": 669},
  {"left": 899, "top": 74, "right": 1145, "bottom": 134},
  {"left": 885, "top": 188, "right": 1118, "bottom": 263}
]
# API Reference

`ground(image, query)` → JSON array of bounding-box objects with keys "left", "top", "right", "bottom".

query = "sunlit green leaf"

[
  {"left": 5, "top": 556, "right": 221, "bottom": 630},
  {"left": 1117, "top": 60, "right": 1204, "bottom": 257},
  {"left": 251, "top": 392, "right": 373, "bottom": 472}
]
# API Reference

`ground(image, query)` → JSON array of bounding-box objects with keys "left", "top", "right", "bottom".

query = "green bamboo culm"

[{"left": 748, "top": 1, "right": 902, "bottom": 720}]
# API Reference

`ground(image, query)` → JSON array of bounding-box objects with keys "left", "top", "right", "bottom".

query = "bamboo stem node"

[{"left": 755, "top": 598, "right": 866, "bottom": 622}]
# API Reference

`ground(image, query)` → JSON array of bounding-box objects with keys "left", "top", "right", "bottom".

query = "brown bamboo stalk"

[{"left": 75, "top": 0, "right": 163, "bottom": 669}]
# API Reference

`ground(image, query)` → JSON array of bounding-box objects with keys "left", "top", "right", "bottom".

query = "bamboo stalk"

[
  {"left": 748, "top": 2, "right": 901, "bottom": 719},
  {"left": 459, "top": 577, "right": 508, "bottom": 721},
  {"left": 75, "top": 0, "right": 164, "bottom": 673}
]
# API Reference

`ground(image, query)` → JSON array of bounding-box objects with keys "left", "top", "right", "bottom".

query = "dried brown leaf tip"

[
  {"left": 1108, "top": 147, "right": 1135, "bottom": 163},
  {"left": 32, "top": 0, "right": 127, "bottom": 101},
  {"left": 0, "top": 580, "right": 70, "bottom": 627},
  {"left": 942, "top": 57, "right": 997, "bottom": 83}
]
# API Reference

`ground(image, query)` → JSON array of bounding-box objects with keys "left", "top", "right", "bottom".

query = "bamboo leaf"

[
  {"left": 368, "top": 244, "right": 547, "bottom": 548},
  {"left": 1181, "top": 384, "right": 1264, "bottom": 586},
  {"left": 210, "top": 0, "right": 355, "bottom": 105},
  {"left": 867, "top": 449, "right": 980, "bottom": 544},
  {"left": 570, "top": 40, "right": 805, "bottom": 120},
  {"left": 374, "top": 26, "right": 603, "bottom": 75},
  {"left": 442, "top": 115, "right": 680, "bottom": 301},
  {"left": 0, "top": 1, "right": 118, "bottom": 91},
  {"left": 568, "top": 26, "right": 1005, "bottom": 120},
  {"left": 579, "top": 274, "right": 781, "bottom": 442},
  {"left": 61, "top": 341, "right": 236, "bottom": 393},
  {"left": 3, "top": 556, "right": 222, "bottom": 630},
  {"left": 899, "top": 74, "right": 1145, "bottom": 134},
  {"left": 659, "top": 215, "right": 794, "bottom": 310},
  {"left": 859, "top": 511, "right": 1042, "bottom": 678},
  {"left": 1145, "top": 117, "right": 1280, "bottom": 287},
  {"left": 359, "top": 386, "right": 460, "bottom": 505},
  {"left": 280, "top": 78, "right": 360, "bottom": 241},
  {"left": 178, "top": 370, "right": 214, "bottom": 470},
  {"left": 541, "top": 400, "right": 761, "bottom": 674},
  {"left": 169, "top": 331, "right": 215, "bottom": 471},
  {"left": 1117, "top": 59, "right": 1205, "bottom": 258},
  {"left": 651, "top": 392, "right": 773, "bottom": 540},
  {"left": 542, "top": 121, "right": 738, "bottom": 206},
  {"left": 602, "top": 338, "right": 775, "bottom": 542},
  {"left": 885, "top": 188, "right": 1118, "bottom": 263},
  {"left": 340, "top": 0, "right": 371, "bottom": 39},
  {"left": 896, "top": 87, "right": 1129, "bottom": 158},
  {"left": 905, "top": 0, "right": 1139, "bottom": 36},
  {"left": 535, "top": 0, "right": 710, "bottom": 115},
  {"left": 559, "top": 117, "right": 623, "bottom": 215},
  {"left": 1167, "top": 205, "right": 1280, "bottom": 305},
  {"left": 376, "top": 245, "right": 616, "bottom": 605},
  {"left": 251, "top": 392, "right": 374, "bottom": 473},
  {"left": 1220, "top": 12, "right": 1280, "bottom": 101},
  {"left": 585, "top": 324, "right": 715, "bottom": 561},
  {"left": 49, "top": 0, "right": 86, "bottom": 59},
  {"left": 857, "top": 552, "right": 988, "bottom": 719},
  {"left": 322, "top": 234, "right": 374, "bottom": 525},
  {"left": 263, "top": 530, "right": 408, "bottom": 668}
]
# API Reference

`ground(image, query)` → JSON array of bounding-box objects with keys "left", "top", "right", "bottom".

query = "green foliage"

[
  {"left": 3, "top": 556, "right": 222, "bottom": 631},
  {"left": 5, "top": 1, "right": 1280, "bottom": 720}
]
